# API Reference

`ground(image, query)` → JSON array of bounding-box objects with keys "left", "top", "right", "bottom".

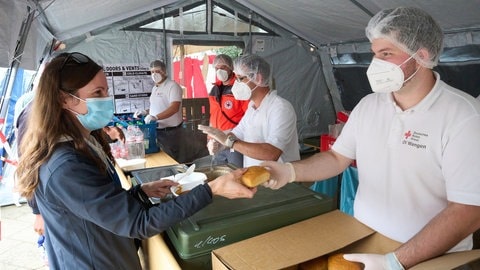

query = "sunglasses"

[
  {"left": 59, "top": 52, "right": 90, "bottom": 70},
  {"left": 58, "top": 52, "right": 90, "bottom": 90}
]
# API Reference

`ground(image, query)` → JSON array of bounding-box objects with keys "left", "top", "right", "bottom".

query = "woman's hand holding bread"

[{"left": 208, "top": 168, "right": 257, "bottom": 199}]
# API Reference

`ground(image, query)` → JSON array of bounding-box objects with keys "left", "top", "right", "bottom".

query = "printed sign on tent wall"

[
  {"left": 104, "top": 64, "right": 153, "bottom": 114},
  {"left": 253, "top": 39, "right": 265, "bottom": 53}
]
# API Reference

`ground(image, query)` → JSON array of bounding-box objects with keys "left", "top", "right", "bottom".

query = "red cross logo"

[
  {"left": 404, "top": 130, "right": 412, "bottom": 139},
  {"left": 224, "top": 100, "right": 233, "bottom": 110}
]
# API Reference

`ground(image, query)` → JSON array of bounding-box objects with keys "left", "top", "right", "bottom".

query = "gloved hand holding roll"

[
  {"left": 343, "top": 252, "right": 405, "bottom": 270},
  {"left": 260, "top": 161, "right": 296, "bottom": 190}
]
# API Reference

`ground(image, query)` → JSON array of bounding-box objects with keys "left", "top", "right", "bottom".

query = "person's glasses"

[
  {"left": 59, "top": 52, "right": 89, "bottom": 71},
  {"left": 58, "top": 52, "right": 90, "bottom": 90}
]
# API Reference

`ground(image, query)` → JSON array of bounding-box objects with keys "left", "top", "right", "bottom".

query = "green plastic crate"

[{"left": 165, "top": 183, "right": 335, "bottom": 270}]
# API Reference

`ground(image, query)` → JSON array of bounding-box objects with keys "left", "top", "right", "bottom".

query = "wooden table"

[{"left": 115, "top": 151, "right": 182, "bottom": 270}]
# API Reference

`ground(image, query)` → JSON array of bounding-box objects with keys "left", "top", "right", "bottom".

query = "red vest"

[{"left": 208, "top": 76, "right": 248, "bottom": 130}]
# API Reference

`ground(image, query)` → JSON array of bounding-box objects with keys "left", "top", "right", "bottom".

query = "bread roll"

[
  {"left": 241, "top": 166, "right": 271, "bottom": 187},
  {"left": 327, "top": 253, "right": 362, "bottom": 270},
  {"left": 298, "top": 255, "right": 328, "bottom": 270}
]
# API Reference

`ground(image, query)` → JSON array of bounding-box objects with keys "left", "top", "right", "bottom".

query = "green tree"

[{"left": 214, "top": 46, "right": 243, "bottom": 60}]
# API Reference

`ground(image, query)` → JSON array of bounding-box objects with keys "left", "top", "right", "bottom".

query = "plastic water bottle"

[
  {"left": 134, "top": 126, "right": 145, "bottom": 158},
  {"left": 37, "top": 235, "right": 49, "bottom": 266},
  {"left": 142, "top": 128, "right": 149, "bottom": 152},
  {"left": 120, "top": 127, "right": 129, "bottom": 159},
  {"left": 126, "top": 125, "right": 137, "bottom": 159}
]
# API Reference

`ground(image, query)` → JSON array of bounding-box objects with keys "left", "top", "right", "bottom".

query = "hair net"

[
  {"left": 233, "top": 54, "right": 271, "bottom": 87},
  {"left": 150, "top": 60, "right": 166, "bottom": 71},
  {"left": 213, "top": 54, "right": 233, "bottom": 70},
  {"left": 365, "top": 7, "right": 443, "bottom": 68}
]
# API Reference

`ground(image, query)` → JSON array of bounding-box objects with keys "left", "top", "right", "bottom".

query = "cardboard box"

[
  {"left": 166, "top": 184, "right": 335, "bottom": 270},
  {"left": 212, "top": 210, "right": 480, "bottom": 270}
]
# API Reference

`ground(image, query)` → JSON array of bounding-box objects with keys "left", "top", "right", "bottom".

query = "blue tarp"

[
  {"left": 310, "top": 165, "right": 359, "bottom": 216},
  {"left": 310, "top": 176, "right": 338, "bottom": 198},
  {"left": 339, "top": 166, "right": 358, "bottom": 216}
]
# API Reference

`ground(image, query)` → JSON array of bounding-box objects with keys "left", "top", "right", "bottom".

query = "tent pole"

[
  {"left": 348, "top": 0, "right": 374, "bottom": 16},
  {"left": 162, "top": 7, "right": 168, "bottom": 67},
  {"left": 248, "top": 11, "right": 252, "bottom": 54},
  {"left": 180, "top": 44, "right": 185, "bottom": 90},
  {"left": 0, "top": 6, "right": 35, "bottom": 122}
]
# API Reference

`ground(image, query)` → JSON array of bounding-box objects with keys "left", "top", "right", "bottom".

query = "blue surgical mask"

[{"left": 69, "top": 95, "right": 114, "bottom": 131}]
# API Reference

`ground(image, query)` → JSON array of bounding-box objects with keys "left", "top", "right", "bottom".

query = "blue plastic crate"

[
  {"left": 110, "top": 113, "right": 140, "bottom": 128},
  {"left": 138, "top": 122, "right": 159, "bottom": 154},
  {"left": 109, "top": 114, "right": 159, "bottom": 154}
]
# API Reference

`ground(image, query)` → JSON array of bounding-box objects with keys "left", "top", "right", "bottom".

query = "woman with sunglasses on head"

[{"left": 16, "top": 52, "right": 255, "bottom": 270}]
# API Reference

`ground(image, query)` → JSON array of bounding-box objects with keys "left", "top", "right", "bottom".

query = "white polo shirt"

[
  {"left": 232, "top": 90, "right": 300, "bottom": 167},
  {"left": 149, "top": 79, "right": 183, "bottom": 128},
  {"left": 332, "top": 72, "right": 480, "bottom": 252}
]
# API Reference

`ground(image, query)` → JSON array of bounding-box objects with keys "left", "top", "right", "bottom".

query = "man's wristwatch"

[{"left": 226, "top": 134, "right": 238, "bottom": 148}]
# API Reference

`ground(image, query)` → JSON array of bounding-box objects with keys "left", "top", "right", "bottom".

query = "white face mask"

[
  {"left": 216, "top": 69, "right": 229, "bottom": 82},
  {"left": 366, "top": 54, "right": 418, "bottom": 93},
  {"left": 151, "top": 73, "right": 163, "bottom": 83},
  {"left": 232, "top": 80, "right": 257, "bottom": 100}
]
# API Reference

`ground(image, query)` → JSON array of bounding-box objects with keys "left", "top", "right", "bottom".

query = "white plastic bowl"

[
  {"left": 171, "top": 180, "right": 204, "bottom": 197},
  {"left": 174, "top": 172, "right": 207, "bottom": 184}
]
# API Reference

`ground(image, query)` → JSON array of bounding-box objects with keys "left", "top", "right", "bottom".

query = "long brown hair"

[{"left": 16, "top": 52, "right": 113, "bottom": 199}]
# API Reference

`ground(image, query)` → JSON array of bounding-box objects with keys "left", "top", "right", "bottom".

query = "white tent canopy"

[
  {"left": 2, "top": 0, "right": 480, "bottom": 69},
  {"left": 1, "top": 0, "right": 480, "bottom": 140}
]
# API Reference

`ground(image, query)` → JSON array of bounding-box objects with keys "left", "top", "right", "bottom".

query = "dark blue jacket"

[{"left": 36, "top": 142, "right": 212, "bottom": 269}]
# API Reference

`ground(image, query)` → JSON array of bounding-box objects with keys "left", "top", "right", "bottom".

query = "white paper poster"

[{"left": 104, "top": 64, "right": 153, "bottom": 114}]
